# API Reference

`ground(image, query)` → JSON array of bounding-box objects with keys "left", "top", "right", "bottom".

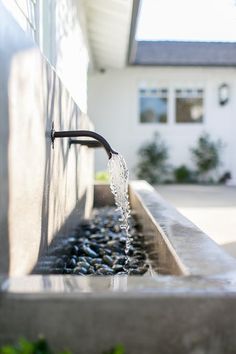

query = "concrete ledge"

[
  {"left": 1, "top": 274, "right": 236, "bottom": 295},
  {"left": 130, "top": 180, "right": 236, "bottom": 277}
]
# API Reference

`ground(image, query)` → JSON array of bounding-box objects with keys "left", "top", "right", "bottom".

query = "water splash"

[{"left": 108, "top": 154, "right": 132, "bottom": 261}]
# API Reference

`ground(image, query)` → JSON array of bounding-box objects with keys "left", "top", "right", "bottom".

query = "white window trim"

[
  {"left": 138, "top": 83, "right": 205, "bottom": 126},
  {"left": 138, "top": 84, "right": 169, "bottom": 125},
  {"left": 174, "top": 86, "right": 205, "bottom": 124}
]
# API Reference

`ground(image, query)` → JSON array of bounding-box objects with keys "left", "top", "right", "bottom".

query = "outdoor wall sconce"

[
  {"left": 51, "top": 123, "right": 118, "bottom": 159},
  {"left": 218, "top": 83, "right": 230, "bottom": 106}
]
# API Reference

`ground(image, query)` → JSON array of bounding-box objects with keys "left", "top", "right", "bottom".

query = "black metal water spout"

[
  {"left": 51, "top": 126, "right": 118, "bottom": 159},
  {"left": 69, "top": 139, "right": 102, "bottom": 149}
]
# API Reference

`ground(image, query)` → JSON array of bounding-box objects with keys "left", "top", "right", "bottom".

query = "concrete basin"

[{"left": 1, "top": 181, "right": 236, "bottom": 354}]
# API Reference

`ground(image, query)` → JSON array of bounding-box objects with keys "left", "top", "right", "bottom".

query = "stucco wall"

[
  {"left": 41, "top": 0, "right": 90, "bottom": 112},
  {"left": 0, "top": 2, "right": 93, "bottom": 276},
  {"left": 88, "top": 66, "right": 236, "bottom": 183},
  {"left": 2, "top": 0, "right": 90, "bottom": 112}
]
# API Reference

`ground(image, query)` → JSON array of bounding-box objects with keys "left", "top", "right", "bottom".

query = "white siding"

[{"left": 88, "top": 66, "right": 236, "bottom": 184}]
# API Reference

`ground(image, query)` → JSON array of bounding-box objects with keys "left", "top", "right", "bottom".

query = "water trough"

[{"left": 1, "top": 181, "right": 236, "bottom": 354}]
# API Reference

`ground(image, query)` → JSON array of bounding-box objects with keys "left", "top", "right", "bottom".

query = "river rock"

[
  {"left": 103, "top": 255, "right": 114, "bottom": 267},
  {"left": 67, "top": 258, "right": 77, "bottom": 269},
  {"left": 55, "top": 258, "right": 65, "bottom": 268},
  {"left": 74, "top": 266, "right": 88, "bottom": 275},
  {"left": 71, "top": 245, "right": 80, "bottom": 256},
  {"left": 77, "top": 261, "right": 90, "bottom": 270},
  {"left": 34, "top": 207, "right": 152, "bottom": 277},
  {"left": 104, "top": 248, "right": 112, "bottom": 256},
  {"left": 82, "top": 245, "right": 98, "bottom": 258},
  {"left": 114, "top": 256, "right": 126, "bottom": 265},
  {"left": 119, "top": 237, "right": 127, "bottom": 244},
  {"left": 89, "top": 242, "right": 101, "bottom": 253},
  {"left": 113, "top": 224, "right": 120, "bottom": 233},
  {"left": 63, "top": 268, "right": 73, "bottom": 274},
  {"left": 91, "top": 258, "right": 103, "bottom": 266},
  {"left": 112, "top": 264, "right": 124, "bottom": 273},
  {"left": 97, "top": 267, "right": 114, "bottom": 275}
]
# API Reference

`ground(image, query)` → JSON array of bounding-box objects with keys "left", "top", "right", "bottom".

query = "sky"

[{"left": 136, "top": 0, "right": 236, "bottom": 42}]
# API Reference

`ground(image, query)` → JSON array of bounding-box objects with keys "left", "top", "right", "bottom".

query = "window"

[
  {"left": 175, "top": 89, "right": 203, "bottom": 123},
  {"left": 139, "top": 88, "right": 168, "bottom": 123}
]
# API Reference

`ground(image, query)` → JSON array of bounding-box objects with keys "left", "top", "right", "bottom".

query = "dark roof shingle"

[{"left": 133, "top": 41, "right": 236, "bottom": 66}]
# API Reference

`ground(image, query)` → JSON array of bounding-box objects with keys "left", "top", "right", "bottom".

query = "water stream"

[{"left": 107, "top": 153, "right": 132, "bottom": 266}]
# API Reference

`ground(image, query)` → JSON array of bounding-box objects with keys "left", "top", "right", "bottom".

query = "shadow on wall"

[
  {"left": 0, "top": 3, "right": 92, "bottom": 276},
  {"left": 40, "top": 65, "right": 82, "bottom": 256},
  {"left": 0, "top": 2, "right": 35, "bottom": 274}
]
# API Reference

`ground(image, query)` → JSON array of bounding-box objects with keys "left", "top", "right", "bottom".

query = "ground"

[{"left": 155, "top": 184, "right": 236, "bottom": 258}]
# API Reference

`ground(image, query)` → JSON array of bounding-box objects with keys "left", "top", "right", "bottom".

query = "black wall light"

[{"left": 219, "top": 83, "right": 230, "bottom": 106}]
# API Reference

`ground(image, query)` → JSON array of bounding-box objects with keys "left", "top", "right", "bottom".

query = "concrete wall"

[
  {"left": 88, "top": 66, "right": 236, "bottom": 183},
  {"left": 0, "top": 2, "right": 93, "bottom": 276},
  {"left": 2, "top": 293, "right": 236, "bottom": 354},
  {"left": 2, "top": 0, "right": 90, "bottom": 112},
  {"left": 1, "top": 0, "right": 39, "bottom": 41},
  {"left": 39, "top": 0, "right": 90, "bottom": 112}
]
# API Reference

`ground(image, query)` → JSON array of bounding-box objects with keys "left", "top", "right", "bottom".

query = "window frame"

[
  {"left": 137, "top": 84, "right": 205, "bottom": 126},
  {"left": 138, "top": 87, "right": 169, "bottom": 124},
  {"left": 174, "top": 88, "right": 204, "bottom": 124}
]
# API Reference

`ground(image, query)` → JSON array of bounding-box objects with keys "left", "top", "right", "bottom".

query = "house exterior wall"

[
  {"left": 1, "top": 0, "right": 39, "bottom": 40},
  {"left": 2, "top": 0, "right": 90, "bottom": 112},
  {"left": 40, "top": 0, "right": 90, "bottom": 112},
  {"left": 0, "top": 1, "right": 93, "bottom": 276},
  {"left": 88, "top": 66, "right": 236, "bottom": 183}
]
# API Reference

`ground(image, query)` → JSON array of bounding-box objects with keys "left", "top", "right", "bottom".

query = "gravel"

[{"left": 33, "top": 207, "right": 151, "bottom": 276}]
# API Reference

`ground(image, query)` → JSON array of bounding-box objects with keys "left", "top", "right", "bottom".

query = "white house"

[{"left": 88, "top": 39, "right": 236, "bottom": 184}]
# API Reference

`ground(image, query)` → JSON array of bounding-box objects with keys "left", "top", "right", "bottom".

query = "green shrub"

[
  {"left": 0, "top": 338, "right": 124, "bottom": 354},
  {"left": 95, "top": 171, "right": 110, "bottom": 183},
  {"left": 103, "top": 344, "right": 124, "bottom": 354},
  {"left": 174, "top": 165, "right": 194, "bottom": 183},
  {"left": 0, "top": 337, "right": 70, "bottom": 354},
  {"left": 135, "top": 132, "right": 169, "bottom": 184},
  {"left": 218, "top": 171, "right": 231, "bottom": 184},
  {"left": 191, "top": 132, "right": 223, "bottom": 182}
]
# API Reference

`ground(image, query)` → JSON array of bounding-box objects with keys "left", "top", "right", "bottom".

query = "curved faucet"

[{"left": 51, "top": 125, "right": 118, "bottom": 159}]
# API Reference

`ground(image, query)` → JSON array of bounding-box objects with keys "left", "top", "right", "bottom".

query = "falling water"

[{"left": 108, "top": 154, "right": 132, "bottom": 264}]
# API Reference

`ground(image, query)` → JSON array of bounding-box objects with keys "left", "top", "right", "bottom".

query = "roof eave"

[{"left": 127, "top": 0, "right": 141, "bottom": 65}]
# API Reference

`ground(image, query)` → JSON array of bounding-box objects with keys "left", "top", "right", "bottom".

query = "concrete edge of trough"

[
  {"left": 0, "top": 274, "right": 236, "bottom": 296},
  {"left": 1, "top": 272, "right": 236, "bottom": 296},
  {"left": 129, "top": 180, "right": 236, "bottom": 277}
]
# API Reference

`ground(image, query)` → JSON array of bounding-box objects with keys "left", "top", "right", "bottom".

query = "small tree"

[
  {"left": 191, "top": 132, "right": 223, "bottom": 182},
  {"left": 135, "top": 132, "right": 169, "bottom": 184}
]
